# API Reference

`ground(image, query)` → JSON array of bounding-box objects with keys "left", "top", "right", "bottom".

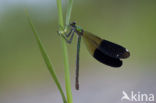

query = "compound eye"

[{"left": 70, "top": 22, "right": 76, "bottom": 26}]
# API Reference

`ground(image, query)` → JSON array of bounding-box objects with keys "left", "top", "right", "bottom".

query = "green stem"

[
  {"left": 61, "top": 38, "right": 73, "bottom": 103},
  {"left": 25, "top": 11, "right": 67, "bottom": 103},
  {"left": 65, "top": 0, "right": 73, "bottom": 26},
  {"left": 56, "top": 0, "right": 73, "bottom": 103}
]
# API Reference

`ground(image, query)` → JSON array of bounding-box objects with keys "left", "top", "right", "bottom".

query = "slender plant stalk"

[
  {"left": 56, "top": 0, "right": 73, "bottom": 103},
  {"left": 65, "top": 0, "right": 73, "bottom": 26},
  {"left": 25, "top": 10, "right": 67, "bottom": 103}
]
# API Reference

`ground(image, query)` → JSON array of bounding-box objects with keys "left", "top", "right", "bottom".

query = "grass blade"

[
  {"left": 56, "top": 0, "right": 73, "bottom": 102},
  {"left": 66, "top": 0, "right": 73, "bottom": 26},
  {"left": 25, "top": 10, "right": 67, "bottom": 103}
]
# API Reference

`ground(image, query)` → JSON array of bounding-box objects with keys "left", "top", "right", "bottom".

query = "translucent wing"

[
  {"left": 82, "top": 31, "right": 124, "bottom": 67},
  {"left": 83, "top": 31, "right": 130, "bottom": 59}
]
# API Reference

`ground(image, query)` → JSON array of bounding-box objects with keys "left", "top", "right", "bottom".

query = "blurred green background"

[{"left": 0, "top": 0, "right": 156, "bottom": 103}]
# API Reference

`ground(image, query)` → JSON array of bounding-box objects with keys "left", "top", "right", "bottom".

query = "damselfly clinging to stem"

[{"left": 59, "top": 22, "right": 130, "bottom": 90}]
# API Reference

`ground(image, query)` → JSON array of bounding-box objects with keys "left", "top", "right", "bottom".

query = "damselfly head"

[{"left": 70, "top": 22, "right": 76, "bottom": 28}]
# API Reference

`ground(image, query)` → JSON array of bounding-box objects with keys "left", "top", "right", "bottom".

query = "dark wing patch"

[
  {"left": 93, "top": 48, "right": 122, "bottom": 67},
  {"left": 98, "top": 40, "right": 130, "bottom": 59}
]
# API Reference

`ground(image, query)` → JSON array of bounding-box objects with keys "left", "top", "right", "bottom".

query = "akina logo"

[{"left": 121, "top": 91, "right": 155, "bottom": 102}]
